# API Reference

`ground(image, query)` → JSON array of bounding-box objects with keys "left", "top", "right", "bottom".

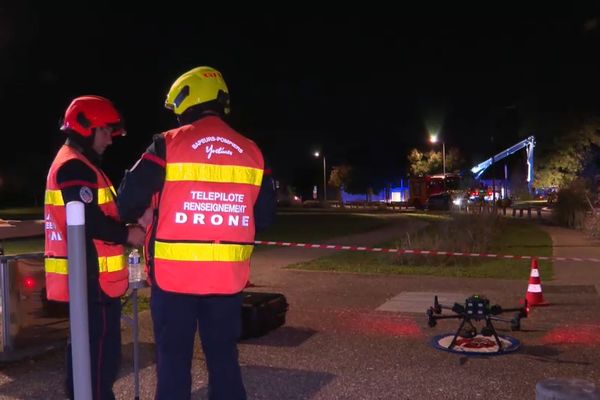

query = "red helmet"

[{"left": 60, "top": 95, "right": 126, "bottom": 137}]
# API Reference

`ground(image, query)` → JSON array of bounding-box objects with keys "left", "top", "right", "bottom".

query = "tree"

[
  {"left": 335, "top": 164, "right": 386, "bottom": 202},
  {"left": 329, "top": 164, "right": 352, "bottom": 202},
  {"left": 407, "top": 147, "right": 463, "bottom": 176},
  {"left": 444, "top": 148, "right": 463, "bottom": 172},
  {"left": 343, "top": 166, "right": 371, "bottom": 200},
  {"left": 535, "top": 117, "right": 600, "bottom": 188},
  {"left": 408, "top": 149, "right": 434, "bottom": 176}
]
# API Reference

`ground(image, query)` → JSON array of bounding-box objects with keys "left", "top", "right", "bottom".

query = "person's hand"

[
  {"left": 137, "top": 207, "right": 154, "bottom": 228},
  {"left": 126, "top": 224, "right": 146, "bottom": 247}
]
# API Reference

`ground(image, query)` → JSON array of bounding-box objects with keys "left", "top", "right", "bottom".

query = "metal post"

[
  {"left": 128, "top": 251, "right": 145, "bottom": 400},
  {"left": 132, "top": 288, "right": 140, "bottom": 400},
  {"left": 526, "top": 138, "right": 535, "bottom": 195},
  {"left": 323, "top": 156, "right": 327, "bottom": 202},
  {"left": 0, "top": 255, "right": 11, "bottom": 352},
  {"left": 442, "top": 142, "right": 446, "bottom": 192},
  {"left": 442, "top": 142, "right": 446, "bottom": 176},
  {"left": 504, "top": 164, "right": 508, "bottom": 199},
  {"left": 492, "top": 156, "right": 496, "bottom": 213},
  {"left": 66, "top": 201, "right": 92, "bottom": 400}
]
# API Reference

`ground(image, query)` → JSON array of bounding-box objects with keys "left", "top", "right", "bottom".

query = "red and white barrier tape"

[{"left": 253, "top": 240, "right": 600, "bottom": 263}]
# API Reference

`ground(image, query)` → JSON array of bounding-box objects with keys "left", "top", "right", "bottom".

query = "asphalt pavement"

[{"left": 0, "top": 215, "right": 599, "bottom": 399}]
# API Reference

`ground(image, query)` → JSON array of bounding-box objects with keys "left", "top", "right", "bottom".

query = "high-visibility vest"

[
  {"left": 44, "top": 145, "right": 128, "bottom": 301},
  {"left": 153, "top": 116, "right": 264, "bottom": 295}
]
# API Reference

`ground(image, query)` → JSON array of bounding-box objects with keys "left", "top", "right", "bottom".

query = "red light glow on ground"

[
  {"left": 540, "top": 324, "right": 600, "bottom": 346},
  {"left": 342, "top": 312, "right": 421, "bottom": 337}
]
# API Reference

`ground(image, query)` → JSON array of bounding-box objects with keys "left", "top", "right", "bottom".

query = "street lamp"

[
  {"left": 314, "top": 151, "right": 327, "bottom": 201},
  {"left": 429, "top": 134, "right": 445, "bottom": 176}
]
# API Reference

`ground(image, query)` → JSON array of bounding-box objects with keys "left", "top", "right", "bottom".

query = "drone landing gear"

[
  {"left": 448, "top": 315, "right": 504, "bottom": 351},
  {"left": 427, "top": 295, "right": 527, "bottom": 354}
]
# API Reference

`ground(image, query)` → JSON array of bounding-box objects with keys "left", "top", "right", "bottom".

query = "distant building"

[{"left": 340, "top": 180, "right": 409, "bottom": 203}]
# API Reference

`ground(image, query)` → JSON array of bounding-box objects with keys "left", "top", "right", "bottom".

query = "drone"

[{"left": 426, "top": 294, "right": 528, "bottom": 352}]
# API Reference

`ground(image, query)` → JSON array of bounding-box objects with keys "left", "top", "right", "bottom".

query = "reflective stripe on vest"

[
  {"left": 45, "top": 186, "right": 117, "bottom": 206},
  {"left": 45, "top": 254, "right": 127, "bottom": 274},
  {"left": 165, "top": 163, "right": 262, "bottom": 186},
  {"left": 154, "top": 240, "right": 253, "bottom": 262}
]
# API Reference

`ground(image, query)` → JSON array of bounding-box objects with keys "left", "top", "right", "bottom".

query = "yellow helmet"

[{"left": 165, "top": 66, "right": 230, "bottom": 115}]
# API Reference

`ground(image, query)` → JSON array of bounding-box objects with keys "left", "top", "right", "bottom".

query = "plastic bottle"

[{"left": 128, "top": 248, "right": 142, "bottom": 288}]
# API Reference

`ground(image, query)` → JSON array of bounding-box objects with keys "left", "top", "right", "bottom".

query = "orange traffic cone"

[{"left": 525, "top": 258, "right": 549, "bottom": 306}]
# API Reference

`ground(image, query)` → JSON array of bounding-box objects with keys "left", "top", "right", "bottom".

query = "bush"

[
  {"left": 553, "top": 180, "right": 590, "bottom": 229},
  {"left": 497, "top": 198, "right": 512, "bottom": 208},
  {"left": 584, "top": 212, "right": 600, "bottom": 238},
  {"left": 394, "top": 214, "right": 501, "bottom": 266}
]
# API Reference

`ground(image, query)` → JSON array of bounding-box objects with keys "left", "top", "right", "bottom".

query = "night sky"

[{"left": 1, "top": 5, "right": 599, "bottom": 201}]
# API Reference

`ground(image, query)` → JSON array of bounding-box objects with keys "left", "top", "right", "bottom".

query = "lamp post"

[
  {"left": 429, "top": 134, "right": 445, "bottom": 176},
  {"left": 314, "top": 151, "right": 327, "bottom": 201}
]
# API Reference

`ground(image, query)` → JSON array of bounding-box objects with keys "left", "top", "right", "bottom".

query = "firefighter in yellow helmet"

[{"left": 118, "top": 66, "right": 276, "bottom": 399}]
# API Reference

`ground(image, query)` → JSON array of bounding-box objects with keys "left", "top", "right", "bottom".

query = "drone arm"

[
  {"left": 430, "top": 315, "right": 464, "bottom": 320},
  {"left": 488, "top": 316, "right": 514, "bottom": 323},
  {"left": 499, "top": 307, "right": 524, "bottom": 313}
]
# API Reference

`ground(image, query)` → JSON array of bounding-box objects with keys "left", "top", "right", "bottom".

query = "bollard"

[
  {"left": 66, "top": 201, "right": 92, "bottom": 400},
  {"left": 536, "top": 378, "right": 599, "bottom": 400}
]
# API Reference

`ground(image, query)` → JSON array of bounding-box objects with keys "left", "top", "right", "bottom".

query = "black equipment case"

[{"left": 240, "top": 291, "right": 288, "bottom": 340}]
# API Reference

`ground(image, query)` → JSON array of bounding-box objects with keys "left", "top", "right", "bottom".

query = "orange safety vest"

[
  {"left": 44, "top": 145, "right": 128, "bottom": 302},
  {"left": 153, "top": 116, "right": 264, "bottom": 295}
]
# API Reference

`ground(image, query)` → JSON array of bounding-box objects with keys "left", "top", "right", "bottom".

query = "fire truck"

[
  {"left": 409, "top": 135, "right": 536, "bottom": 210},
  {"left": 408, "top": 173, "right": 461, "bottom": 209}
]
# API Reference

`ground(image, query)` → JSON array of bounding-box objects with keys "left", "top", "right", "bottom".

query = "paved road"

[{"left": 1, "top": 216, "right": 599, "bottom": 399}]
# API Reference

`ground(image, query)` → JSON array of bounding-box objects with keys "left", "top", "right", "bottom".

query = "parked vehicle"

[
  {"left": 426, "top": 192, "right": 452, "bottom": 210},
  {"left": 409, "top": 173, "right": 460, "bottom": 209},
  {"left": 276, "top": 192, "right": 302, "bottom": 207}
]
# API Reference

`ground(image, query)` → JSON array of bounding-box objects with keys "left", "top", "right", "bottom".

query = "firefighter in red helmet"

[
  {"left": 44, "top": 95, "right": 145, "bottom": 399},
  {"left": 118, "top": 67, "right": 276, "bottom": 399}
]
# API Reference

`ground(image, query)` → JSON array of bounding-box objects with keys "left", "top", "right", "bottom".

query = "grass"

[
  {"left": 1, "top": 211, "right": 394, "bottom": 255},
  {"left": 0, "top": 207, "right": 43, "bottom": 220},
  {"left": 286, "top": 218, "right": 553, "bottom": 280},
  {"left": 122, "top": 293, "right": 150, "bottom": 315},
  {"left": 512, "top": 200, "right": 548, "bottom": 207},
  {"left": 255, "top": 212, "right": 393, "bottom": 243},
  {"left": 1, "top": 237, "right": 44, "bottom": 254},
  {"left": 404, "top": 212, "right": 453, "bottom": 222}
]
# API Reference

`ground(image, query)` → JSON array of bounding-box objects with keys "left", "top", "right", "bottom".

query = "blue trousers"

[
  {"left": 151, "top": 285, "right": 246, "bottom": 400},
  {"left": 66, "top": 290, "right": 122, "bottom": 400}
]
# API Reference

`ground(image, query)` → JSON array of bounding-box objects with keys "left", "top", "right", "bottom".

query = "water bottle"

[{"left": 128, "top": 248, "right": 143, "bottom": 289}]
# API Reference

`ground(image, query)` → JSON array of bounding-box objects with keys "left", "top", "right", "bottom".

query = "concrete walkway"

[
  {"left": 0, "top": 219, "right": 44, "bottom": 240},
  {"left": 541, "top": 224, "right": 600, "bottom": 286}
]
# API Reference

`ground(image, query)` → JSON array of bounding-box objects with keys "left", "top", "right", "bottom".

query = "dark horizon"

[{"left": 1, "top": 7, "right": 599, "bottom": 202}]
